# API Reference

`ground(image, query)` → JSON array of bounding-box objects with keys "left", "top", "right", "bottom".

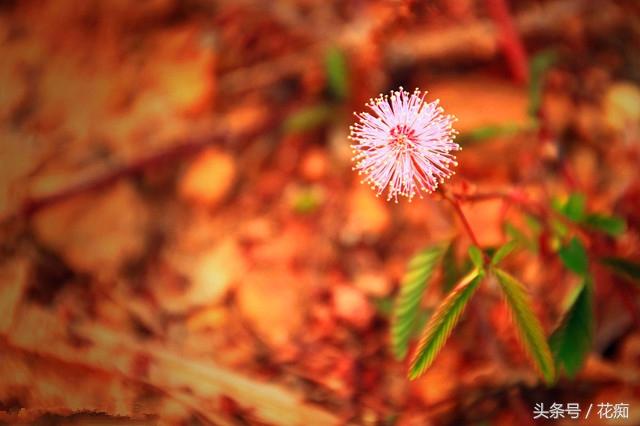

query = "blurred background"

[{"left": 1, "top": 0, "right": 639, "bottom": 424}]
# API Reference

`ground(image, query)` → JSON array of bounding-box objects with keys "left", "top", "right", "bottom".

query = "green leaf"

[
  {"left": 442, "top": 240, "right": 461, "bottom": 294},
  {"left": 583, "top": 213, "right": 626, "bottom": 237},
  {"left": 529, "top": 50, "right": 557, "bottom": 117},
  {"left": 494, "top": 269, "right": 556, "bottom": 384},
  {"left": 391, "top": 245, "right": 447, "bottom": 360},
  {"left": 549, "top": 278, "right": 594, "bottom": 377},
  {"left": 444, "top": 256, "right": 474, "bottom": 295},
  {"left": 525, "top": 214, "right": 543, "bottom": 234},
  {"left": 492, "top": 240, "right": 519, "bottom": 265},
  {"left": 558, "top": 237, "right": 589, "bottom": 275},
  {"left": 441, "top": 241, "right": 460, "bottom": 294},
  {"left": 283, "top": 104, "right": 332, "bottom": 133},
  {"left": 291, "top": 186, "right": 323, "bottom": 214},
  {"left": 457, "top": 123, "right": 523, "bottom": 145},
  {"left": 551, "top": 193, "right": 586, "bottom": 222},
  {"left": 468, "top": 246, "right": 484, "bottom": 270},
  {"left": 601, "top": 257, "right": 640, "bottom": 286},
  {"left": 550, "top": 218, "right": 569, "bottom": 239},
  {"left": 325, "top": 46, "right": 349, "bottom": 100},
  {"left": 551, "top": 193, "right": 625, "bottom": 236},
  {"left": 563, "top": 193, "right": 586, "bottom": 222},
  {"left": 505, "top": 222, "right": 538, "bottom": 252},
  {"left": 408, "top": 269, "right": 483, "bottom": 380}
]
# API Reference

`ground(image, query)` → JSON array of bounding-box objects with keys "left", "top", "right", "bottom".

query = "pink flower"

[{"left": 349, "top": 87, "right": 460, "bottom": 202}]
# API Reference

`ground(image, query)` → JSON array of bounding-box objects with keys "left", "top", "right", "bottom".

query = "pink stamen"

[{"left": 350, "top": 87, "right": 460, "bottom": 202}]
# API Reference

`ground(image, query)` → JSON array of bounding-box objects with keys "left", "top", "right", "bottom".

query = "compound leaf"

[
  {"left": 391, "top": 244, "right": 447, "bottom": 359},
  {"left": 408, "top": 269, "right": 483, "bottom": 380},
  {"left": 494, "top": 268, "right": 556, "bottom": 384}
]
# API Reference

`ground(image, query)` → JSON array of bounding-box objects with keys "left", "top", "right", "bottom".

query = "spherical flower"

[{"left": 349, "top": 87, "right": 460, "bottom": 202}]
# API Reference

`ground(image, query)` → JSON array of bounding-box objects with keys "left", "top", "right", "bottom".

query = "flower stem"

[{"left": 441, "top": 191, "right": 482, "bottom": 249}]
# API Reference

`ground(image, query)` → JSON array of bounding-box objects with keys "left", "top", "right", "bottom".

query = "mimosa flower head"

[{"left": 349, "top": 87, "right": 460, "bottom": 202}]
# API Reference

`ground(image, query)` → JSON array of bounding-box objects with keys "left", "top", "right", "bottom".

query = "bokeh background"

[{"left": 1, "top": 0, "right": 639, "bottom": 425}]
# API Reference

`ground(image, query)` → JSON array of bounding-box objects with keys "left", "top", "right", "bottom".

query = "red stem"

[
  {"left": 442, "top": 192, "right": 482, "bottom": 248},
  {"left": 484, "top": 0, "right": 529, "bottom": 85}
]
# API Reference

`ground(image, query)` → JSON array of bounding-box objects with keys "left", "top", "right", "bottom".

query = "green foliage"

[
  {"left": 583, "top": 213, "right": 626, "bottom": 237},
  {"left": 528, "top": 50, "right": 557, "bottom": 117},
  {"left": 558, "top": 237, "right": 589, "bottom": 276},
  {"left": 560, "top": 193, "right": 586, "bottom": 222},
  {"left": 551, "top": 215, "right": 597, "bottom": 377},
  {"left": 553, "top": 192, "right": 626, "bottom": 237},
  {"left": 549, "top": 278, "right": 594, "bottom": 377},
  {"left": 505, "top": 222, "right": 538, "bottom": 252},
  {"left": 284, "top": 104, "right": 332, "bottom": 133},
  {"left": 325, "top": 46, "right": 349, "bottom": 100},
  {"left": 491, "top": 240, "right": 519, "bottom": 266},
  {"left": 441, "top": 241, "right": 460, "bottom": 294},
  {"left": 468, "top": 246, "right": 484, "bottom": 270},
  {"left": 391, "top": 245, "right": 447, "bottom": 360},
  {"left": 457, "top": 123, "right": 523, "bottom": 145},
  {"left": 550, "top": 218, "right": 569, "bottom": 239},
  {"left": 601, "top": 257, "right": 640, "bottom": 287},
  {"left": 408, "top": 269, "right": 483, "bottom": 380},
  {"left": 494, "top": 268, "right": 556, "bottom": 384}
]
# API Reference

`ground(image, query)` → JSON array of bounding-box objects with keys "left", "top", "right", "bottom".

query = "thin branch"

[
  {"left": 441, "top": 191, "right": 482, "bottom": 249},
  {"left": 20, "top": 136, "right": 215, "bottom": 218},
  {"left": 2, "top": 112, "right": 283, "bottom": 227},
  {"left": 484, "top": 0, "right": 529, "bottom": 84}
]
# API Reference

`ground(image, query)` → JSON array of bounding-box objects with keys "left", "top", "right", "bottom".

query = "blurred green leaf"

[
  {"left": 551, "top": 193, "right": 625, "bottom": 237},
  {"left": 552, "top": 193, "right": 586, "bottom": 222},
  {"left": 373, "top": 296, "right": 394, "bottom": 316},
  {"left": 441, "top": 241, "right": 460, "bottom": 294},
  {"left": 563, "top": 193, "right": 586, "bottom": 222},
  {"left": 583, "top": 213, "right": 626, "bottom": 236},
  {"left": 291, "top": 186, "right": 323, "bottom": 214},
  {"left": 468, "top": 246, "right": 484, "bottom": 270},
  {"left": 457, "top": 123, "right": 523, "bottom": 145},
  {"left": 558, "top": 237, "right": 589, "bottom": 276},
  {"left": 491, "top": 240, "right": 519, "bottom": 265},
  {"left": 408, "top": 269, "right": 483, "bottom": 380},
  {"left": 383, "top": 414, "right": 398, "bottom": 426},
  {"left": 601, "top": 257, "right": 640, "bottom": 287},
  {"left": 549, "top": 278, "right": 594, "bottom": 377},
  {"left": 484, "top": 246, "right": 498, "bottom": 259},
  {"left": 494, "top": 269, "right": 556, "bottom": 384},
  {"left": 505, "top": 222, "right": 538, "bottom": 252},
  {"left": 529, "top": 50, "right": 557, "bottom": 117},
  {"left": 391, "top": 244, "right": 447, "bottom": 360},
  {"left": 550, "top": 218, "right": 569, "bottom": 239},
  {"left": 284, "top": 104, "right": 332, "bottom": 133},
  {"left": 325, "top": 46, "right": 349, "bottom": 100},
  {"left": 525, "top": 214, "right": 543, "bottom": 234}
]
